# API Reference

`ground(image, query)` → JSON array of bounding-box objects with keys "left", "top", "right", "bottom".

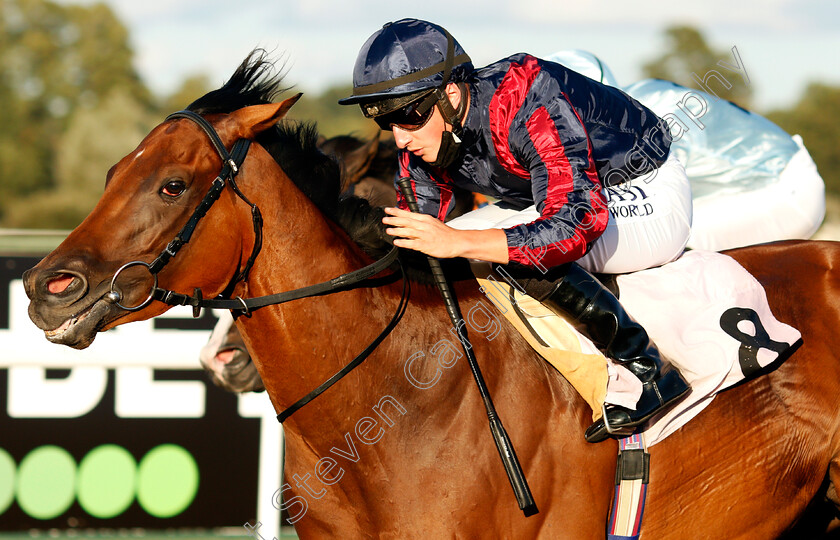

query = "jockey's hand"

[
  {"left": 383, "top": 207, "right": 464, "bottom": 258},
  {"left": 382, "top": 207, "right": 510, "bottom": 264}
]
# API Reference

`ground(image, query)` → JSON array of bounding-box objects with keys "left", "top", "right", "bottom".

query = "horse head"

[
  {"left": 199, "top": 312, "right": 265, "bottom": 393},
  {"left": 319, "top": 134, "right": 380, "bottom": 186},
  {"left": 23, "top": 79, "right": 301, "bottom": 349}
]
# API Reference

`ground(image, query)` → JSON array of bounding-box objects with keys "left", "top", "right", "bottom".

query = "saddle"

[{"left": 472, "top": 249, "right": 801, "bottom": 447}]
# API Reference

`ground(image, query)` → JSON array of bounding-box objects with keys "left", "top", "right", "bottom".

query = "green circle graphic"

[
  {"left": 16, "top": 446, "right": 76, "bottom": 519},
  {"left": 77, "top": 445, "right": 136, "bottom": 518},
  {"left": 0, "top": 448, "right": 15, "bottom": 515},
  {"left": 136, "top": 444, "right": 199, "bottom": 518}
]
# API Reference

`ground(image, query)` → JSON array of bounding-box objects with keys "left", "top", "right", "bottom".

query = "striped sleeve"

[{"left": 488, "top": 55, "right": 609, "bottom": 269}]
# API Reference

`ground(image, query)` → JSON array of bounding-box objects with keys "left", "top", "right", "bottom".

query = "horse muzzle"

[{"left": 23, "top": 263, "right": 123, "bottom": 349}]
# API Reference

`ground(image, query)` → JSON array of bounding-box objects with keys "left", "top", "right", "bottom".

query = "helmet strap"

[
  {"left": 429, "top": 130, "right": 461, "bottom": 168},
  {"left": 435, "top": 30, "right": 466, "bottom": 134},
  {"left": 429, "top": 82, "right": 469, "bottom": 168},
  {"left": 435, "top": 82, "right": 469, "bottom": 133}
]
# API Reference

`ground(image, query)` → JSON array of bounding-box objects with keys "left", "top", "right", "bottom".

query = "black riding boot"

[{"left": 513, "top": 263, "right": 690, "bottom": 443}]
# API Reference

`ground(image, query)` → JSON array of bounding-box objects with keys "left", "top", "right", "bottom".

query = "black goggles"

[{"left": 372, "top": 92, "right": 439, "bottom": 132}]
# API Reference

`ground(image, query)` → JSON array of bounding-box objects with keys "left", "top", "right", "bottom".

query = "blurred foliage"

[
  {"left": 766, "top": 83, "right": 840, "bottom": 195},
  {"left": 643, "top": 24, "right": 839, "bottom": 196},
  {"left": 161, "top": 74, "right": 213, "bottom": 113},
  {"left": 643, "top": 25, "right": 753, "bottom": 109},
  {"left": 0, "top": 0, "right": 153, "bottom": 227},
  {"left": 286, "top": 84, "right": 378, "bottom": 140}
]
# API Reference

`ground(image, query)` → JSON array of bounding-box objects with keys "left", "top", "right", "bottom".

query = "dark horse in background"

[
  {"left": 320, "top": 133, "right": 476, "bottom": 213},
  {"left": 22, "top": 52, "right": 840, "bottom": 538}
]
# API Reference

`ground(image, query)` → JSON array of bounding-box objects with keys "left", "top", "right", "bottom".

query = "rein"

[{"left": 105, "top": 109, "right": 408, "bottom": 422}]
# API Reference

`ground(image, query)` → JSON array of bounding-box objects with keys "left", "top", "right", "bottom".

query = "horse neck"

[
  {"left": 229, "top": 160, "right": 480, "bottom": 430},
  {"left": 239, "top": 237, "right": 479, "bottom": 422}
]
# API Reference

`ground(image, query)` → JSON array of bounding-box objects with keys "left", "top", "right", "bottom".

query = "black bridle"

[{"left": 105, "top": 109, "right": 408, "bottom": 423}]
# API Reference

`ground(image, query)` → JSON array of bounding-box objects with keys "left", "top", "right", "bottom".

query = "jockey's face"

[
  {"left": 391, "top": 104, "right": 446, "bottom": 163},
  {"left": 391, "top": 83, "right": 464, "bottom": 165}
]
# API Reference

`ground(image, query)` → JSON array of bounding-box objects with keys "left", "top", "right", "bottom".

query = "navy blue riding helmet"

[
  {"left": 339, "top": 19, "right": 472, "bottom": 109},
  {"left": 339, "top": 19, "right": 474, "bottom": 166}
]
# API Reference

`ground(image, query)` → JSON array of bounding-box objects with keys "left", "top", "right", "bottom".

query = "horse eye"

[{"left": 161, "top": 180, "right": 186, "bottom": 197}]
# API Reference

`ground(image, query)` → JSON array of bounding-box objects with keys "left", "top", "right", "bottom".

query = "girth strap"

[{"left": 608, "top": 434, "right": 650, "bottom": 540}]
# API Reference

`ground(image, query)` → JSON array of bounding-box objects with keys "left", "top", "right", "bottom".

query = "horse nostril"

[
  {"left": 216, "top": 349, "right": 236, "bottom": 366},
  {"left": 46, "top": 274, "right": 76, "bottom": 295}
]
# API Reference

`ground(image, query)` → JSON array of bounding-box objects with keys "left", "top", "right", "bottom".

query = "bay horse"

[{"left": 23, "top": 53, "right": 840, "bottom": 538}]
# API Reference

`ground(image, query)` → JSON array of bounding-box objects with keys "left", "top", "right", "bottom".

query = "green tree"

[
  {"left": 287, "top": 84, "right": 378, "bottom": 139},
  {"left": 0, "top": 0, "right": 388, "bottom": 230},
  {"left": 160, "top": 74, "right": 212, "bottom": 114},
  {"left": 0, "top": 0, "right": 150, "bottom": 223},
  {"left": 4, "top": 89, "right": 157, "bottom": 229},
  {"left": 766, "top": 83, "right": 840, "bottom": 195},
  {"left": 643, "top": 25, "right": 752, "bottom": 109}
]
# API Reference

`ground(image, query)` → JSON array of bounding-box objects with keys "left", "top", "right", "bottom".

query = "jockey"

[{"left": 339, "top": 18, "right": 691, "bottom": 443}]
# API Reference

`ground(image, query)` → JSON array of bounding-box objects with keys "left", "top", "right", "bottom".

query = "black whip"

[{"left": 396, "top": 177, "right": 538, "bottom": 517}]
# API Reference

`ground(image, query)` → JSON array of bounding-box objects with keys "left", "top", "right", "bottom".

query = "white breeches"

[{"left": 448, "top": 153, "right": 693, "bottom": 274}]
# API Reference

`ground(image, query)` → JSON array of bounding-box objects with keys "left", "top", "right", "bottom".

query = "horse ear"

[
  {"left": 342, "top": 133, "right": 380, "bottom": 186},
  {"left": 229, "top": 93, "right": 303, "bottom": 139}
]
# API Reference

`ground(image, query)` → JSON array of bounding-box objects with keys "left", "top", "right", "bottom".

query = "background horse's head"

[
  {"left": 199, "top": 311, "right": 264, "bottom": 393},
  {"left": 23, "top": 52, "right": 304, "bottom": 349}
]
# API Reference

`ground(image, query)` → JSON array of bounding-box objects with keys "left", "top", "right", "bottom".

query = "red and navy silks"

[{"left": 396, "top": 54, "right": 671, "bottom": 268}]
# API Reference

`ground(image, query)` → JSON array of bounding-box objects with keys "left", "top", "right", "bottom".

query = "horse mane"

[{"left": 186, "top": 49, "right": 467, "bottom": 282}]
